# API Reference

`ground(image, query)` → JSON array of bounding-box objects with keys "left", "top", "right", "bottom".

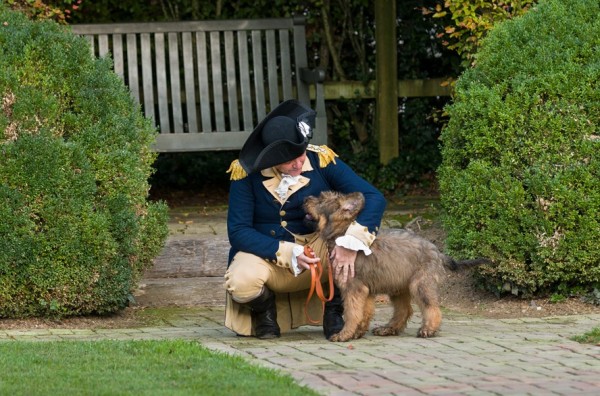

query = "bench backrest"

[{"left": 71, "top": 18, "right": 326, "bottom": 152}]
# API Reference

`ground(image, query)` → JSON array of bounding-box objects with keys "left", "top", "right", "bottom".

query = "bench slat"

[
  {"left": 266, "top": 30, "right": 279, "bottom": 108},
  {"left": 126, "top": 34, "right": 140, "bottom": 103},
  {"left": 182, "top": 32, "right": 198, "bottom": 134},
  {"left": 98, "top": 34, "right": 109, "bottom": 57},
  {"left": 113, "top": 34, "right": 125, "bottom": 79},
  {"left": 71, "top": 19, "right": 299, "bottom": 35},
  {"left": 251, "top": 30, "right": 267, "bottom": 123},
  {"left": 195, "top": 31, "right": 212, "bottom": 133},
  {"left": 168, "top": 32, "right": 183, "bottom": 133},
  {"left": 237, "top": 30, "right": 254, "bottom": 131},
  {"left": 210, "top": 31, "right": 225, "bottom": 132},
  {"left": 155, "top": 131, "right": 251, "bottom": 151},
  {"left": 224, "top": 31, "right": 240, "bottom": 131},
  {"left": 279, "top": 29, "right": 293, "bottom": 100},
  {"left": 154, "top": 33, "right": 170, "bottom": 133},
  {"left": 140, "top": 33, "right": 155, "bottom": 121},
  {"left": 85, "top": 35, "right": 95, "bottom": 55}
]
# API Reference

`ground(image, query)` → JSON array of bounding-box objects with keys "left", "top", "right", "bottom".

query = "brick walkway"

[{"left": 2, "top": 306, "right": 599, "bottom": 395}]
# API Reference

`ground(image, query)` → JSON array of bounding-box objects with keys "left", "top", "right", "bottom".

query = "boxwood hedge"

[
  {"left": 438, "top": 0, "right": 599, "bottom": 297},
  {"left": 0, "top": 6, "right": 168, "bottom": 317}
]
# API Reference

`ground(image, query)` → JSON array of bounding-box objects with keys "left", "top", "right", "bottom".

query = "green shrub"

[
  {"left": 438, "top": 0, "right": 600, "bottom": 297},
  {"left": 0, "top": 6, "right": 168, "bottom": 317}
]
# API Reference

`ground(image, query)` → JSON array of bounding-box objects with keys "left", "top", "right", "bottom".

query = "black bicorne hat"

[{"left": 238, "top": 100, "right": 316, "bottom": 174}]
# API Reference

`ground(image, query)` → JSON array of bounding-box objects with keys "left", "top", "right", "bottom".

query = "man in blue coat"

[{"left": 225, "top": 100, "right": 386, "bottom": 339}]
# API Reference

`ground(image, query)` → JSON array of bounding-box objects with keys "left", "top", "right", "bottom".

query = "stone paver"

[{"left": 1, "top": 306, "right": 599, "bottom": 395}]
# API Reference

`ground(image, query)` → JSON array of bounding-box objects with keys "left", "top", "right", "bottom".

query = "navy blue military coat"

[{"left": 227, "top": 145, "right": 386, "bottom": 265}]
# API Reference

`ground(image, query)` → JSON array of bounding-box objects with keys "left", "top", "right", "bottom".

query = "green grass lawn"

[
  {"left": 571, "top": 327, "right": 600, "bottom": 346},
  {"left": 0, "top": 339, "right": 320, "bottom": 396}
]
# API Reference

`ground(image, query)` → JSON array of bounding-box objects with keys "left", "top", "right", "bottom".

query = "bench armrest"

[
  {"left": 299, "top": 67, "right": 326, "bottom": 84},
  {"left": 299, "top": 67, "right": 327, "bottom": 145}
]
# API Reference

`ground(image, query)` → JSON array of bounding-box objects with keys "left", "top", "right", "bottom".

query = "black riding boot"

[
  {"left": 323, "top": 286, "right": 344, "bottom": 340},
  {"left": 244, "top": 287, "right": 280, "bottom": 339}
]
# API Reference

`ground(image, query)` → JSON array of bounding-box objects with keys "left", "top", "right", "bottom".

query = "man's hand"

[
  {"left": 296, "top": 250, "right": 320, "bottom": 272},
  {"left": 330, "top": 246, "right": 357, "bottom": 285}
]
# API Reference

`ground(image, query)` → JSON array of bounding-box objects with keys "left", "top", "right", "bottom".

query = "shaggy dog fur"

[{"left": 303, "top": 191, "right": 490, "bottom": 342}]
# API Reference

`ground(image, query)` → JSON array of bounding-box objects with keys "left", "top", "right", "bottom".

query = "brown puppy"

[{"left": 303, "top": 191, "right": 489, "bottom": 341}]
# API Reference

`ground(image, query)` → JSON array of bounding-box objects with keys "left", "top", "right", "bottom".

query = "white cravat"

[{"left": 275, "top": 174, "right": 300, "bottom": 200}]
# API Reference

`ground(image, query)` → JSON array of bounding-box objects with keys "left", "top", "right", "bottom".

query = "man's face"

[{"left": 275, "top": 152, "right": 307, "bottom": 177}]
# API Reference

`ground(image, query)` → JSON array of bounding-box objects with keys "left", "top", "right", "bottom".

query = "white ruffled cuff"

[
  {"left": 335, "top": 235, "right": 372, "bottom": 256},
  {"left": 291, "top": 245, "right": 305, "bottom": 276}
]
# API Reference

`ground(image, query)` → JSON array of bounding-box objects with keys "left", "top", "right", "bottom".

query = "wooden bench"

[{"left": 71, "top": 18, "right": 327, "bottom": 152}]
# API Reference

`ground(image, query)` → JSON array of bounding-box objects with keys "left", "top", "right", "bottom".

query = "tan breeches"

[
  {"left": 223, "top": 234, "right": 331, "bottom": 336},
  {"left": 224, "top": 234, "right": 329, "bottom": 302}
]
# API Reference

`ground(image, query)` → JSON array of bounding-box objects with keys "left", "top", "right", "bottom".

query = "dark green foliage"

[
  {"left": 332, "top": 97, "right": 448, "bottom": 192},
  {"left": 438, "top": 0, "right": 600, "bottom": 296},
  {"left": 0, "top": 6, "right": 168, "bottom": 317}
]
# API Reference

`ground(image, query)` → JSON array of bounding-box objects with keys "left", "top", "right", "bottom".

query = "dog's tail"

[{"left": 444, "top": 257, "right": 491, "bottom": 271}]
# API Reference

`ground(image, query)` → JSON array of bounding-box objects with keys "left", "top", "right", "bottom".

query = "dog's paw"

[
  {"left": 417, "top": 328, "right": 437, "bottom": 338},
  {"left": 329, "top": 331, "right": 361, "bottom": 342},
  {"left": 372, "top": 326, "right": 400, "bottom": 336},
  {"left": 329, "top": 333, "right": 346, "bottom": 342}
]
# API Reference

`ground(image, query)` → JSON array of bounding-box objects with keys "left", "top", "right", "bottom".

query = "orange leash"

[{"left": 303, "top": 245, "right": 335, "bottom": 324}]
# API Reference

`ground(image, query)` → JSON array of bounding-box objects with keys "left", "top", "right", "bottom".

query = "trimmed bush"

[
  {"left": 438, "top": 0, "right": 600, "bottom": 296},
  {"left": 0, "top": 6, "right": 168, "bottom": 317}
]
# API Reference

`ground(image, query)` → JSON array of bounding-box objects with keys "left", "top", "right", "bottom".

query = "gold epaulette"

[
  {"left": 226, "top": 159, "right": 248, "bottom": 181},
  {"left": 307, "top": 144, "right": 338, "bottom": 168}
]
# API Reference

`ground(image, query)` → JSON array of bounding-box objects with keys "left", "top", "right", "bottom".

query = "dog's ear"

[
  {"left": 351, "top": 192, "right": 365, "bottom": 208},
  {"left": 340, "top": 202, "right": 355, "bottom": 217},
  {"left": 341, "top": 192, "right": 364, "bottom": 218},
  {"left": 343, "top": 192, "right": 365, "bottom": 214}
]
